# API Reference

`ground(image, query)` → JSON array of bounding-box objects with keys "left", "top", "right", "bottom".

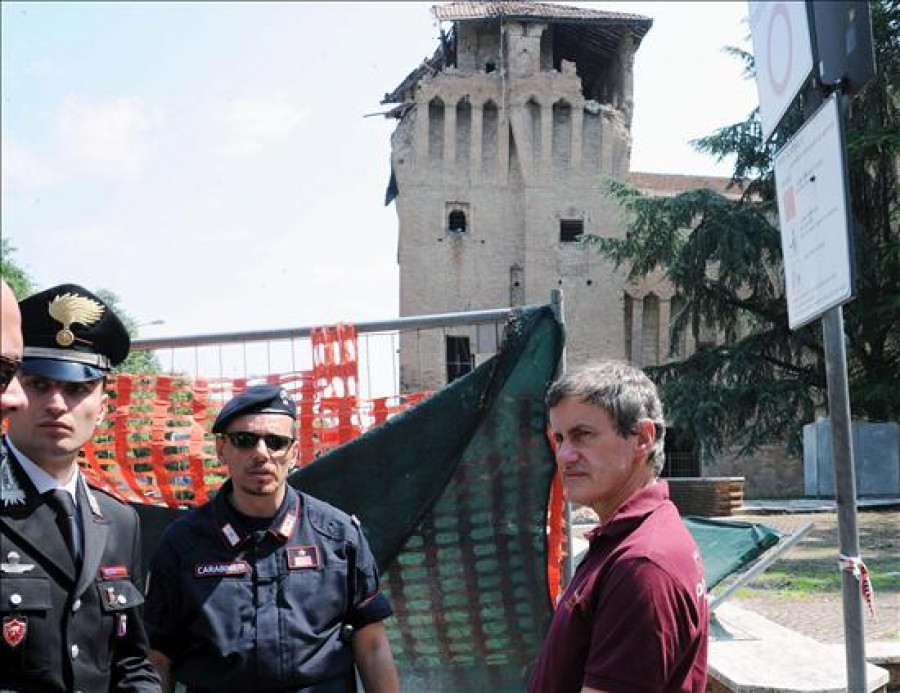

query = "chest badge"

[
  {"left": 3, "top": 616, "right": 27, "bottom": 648},
  {"left": 287, "top": 546, "right": 319, "bottom": 570},
  {"left": 99, "top": 565, "right": 129, "bottom": 580},
  {"left": 194, "top": 561, "right": 250, "bottom": 578}
]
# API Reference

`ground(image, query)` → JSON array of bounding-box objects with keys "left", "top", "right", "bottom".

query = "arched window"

[{"left": 428, "top": 97, "right": 445, "bottom": 160}]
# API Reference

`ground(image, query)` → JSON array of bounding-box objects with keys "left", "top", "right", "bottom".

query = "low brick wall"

[{"left": 667, "top": 477, "right": 745, "bottom": 517}]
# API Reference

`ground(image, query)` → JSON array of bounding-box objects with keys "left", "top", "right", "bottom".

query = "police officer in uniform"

[
  {"left": 0, "top": 284, "right": 161, "bottom": 692},
  {"left": 144, "top": 385, "right": 399, "bottom": 693}
]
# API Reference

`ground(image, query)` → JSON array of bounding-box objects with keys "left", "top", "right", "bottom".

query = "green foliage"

[
  {"left": 587, "top": 0, "right": 899, "bottom": 457},
  {"left": 95, "top": 289, "right": 163, "bottom": 375},
  {"left": 0, "top": 239, "right": 36, "bottom": 298},
  {"left": 1, "top": 242, "right": 162, "bottom": 375}
]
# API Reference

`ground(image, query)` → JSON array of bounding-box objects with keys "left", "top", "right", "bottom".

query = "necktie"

[{"left": 47, "top": 489, "right": 81, "bottom": 566}]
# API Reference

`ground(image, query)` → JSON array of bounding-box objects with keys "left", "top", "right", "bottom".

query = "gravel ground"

[{"left": 721, "top": 509, "right": 900, "bottom": 643}]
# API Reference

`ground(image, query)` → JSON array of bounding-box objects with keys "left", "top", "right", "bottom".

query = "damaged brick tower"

[{"left": 383, "top": 2, "right": 653, "bottom": 391}]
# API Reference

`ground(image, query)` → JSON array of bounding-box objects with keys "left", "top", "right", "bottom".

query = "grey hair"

[{"left": 545, "top": 361, "right": 666, "bottom": 476}]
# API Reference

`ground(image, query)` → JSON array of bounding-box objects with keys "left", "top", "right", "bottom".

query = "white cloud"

[
  {"left": 57, "top": 94, "right": 162, "bottom": 178},
  {"left": 213, "top": 94, "right": 305, "bottom": 157}
]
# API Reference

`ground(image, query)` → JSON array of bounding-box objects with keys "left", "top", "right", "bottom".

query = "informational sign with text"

[{"left": 774, "top": 94, "right": 853, "bottom": 329}]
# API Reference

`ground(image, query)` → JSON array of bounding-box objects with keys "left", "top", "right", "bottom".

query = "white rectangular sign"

[
  {"left": 774, "top": 94, "right": 853, "bottom": 329},
  {"left": 749, "top": 1, "right": 814, "bottom": 140}
]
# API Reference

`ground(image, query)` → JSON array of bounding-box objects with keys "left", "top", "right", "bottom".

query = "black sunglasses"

[
  {"left": 222, "top": 431, "right": 296, "bottom": 453},
  {"left": 0, "top": 355, "right": 21, "bottom": 391}
]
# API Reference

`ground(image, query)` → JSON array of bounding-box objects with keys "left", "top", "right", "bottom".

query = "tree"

[
  {"left": 0, "top": 239, "right": 36, "bottom": 298},
  {"left": 587, "top": 0, "right": 899, "bottom": 457},
  {"left": 0, "top": 244, "right": 162, "bottom": 374},
  {"left": 95, "top": 289, "right": 163, "bottom": 375}
]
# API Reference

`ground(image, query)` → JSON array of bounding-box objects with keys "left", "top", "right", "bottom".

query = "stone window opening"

[
  {"left": 485, "top": 61, "right": 496, "bottom": 73},
  {"left": 446, "top": 335, "right": 474, "bottom": 382},
  {"left": 448, "top": 210, "right": 467, "bottom": 233},
  {"left": 559, "top": 219, "right": 584, "bottom": 243},
  {"left": 445, "top": 202, "right": 470, "bottom": 234}
]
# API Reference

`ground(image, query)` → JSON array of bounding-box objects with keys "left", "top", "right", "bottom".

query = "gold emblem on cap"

[{"left": 48, "top": 293, "right": 105, "bottom": 347}]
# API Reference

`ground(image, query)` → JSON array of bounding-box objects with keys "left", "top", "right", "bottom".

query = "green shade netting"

[{"left": 683, "top": 516, "right": 782, "bottom": 591}]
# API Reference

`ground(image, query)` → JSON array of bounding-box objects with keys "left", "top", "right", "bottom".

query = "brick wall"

[{"left": 667, "top": 477, "right": 745, "bottom": 517}]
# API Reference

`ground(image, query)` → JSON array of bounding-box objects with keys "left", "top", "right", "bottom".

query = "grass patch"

[
  {"left": 732, "top": 561, "right": 900, "bottom": 599},
  {"left": 749, "top": 571, "right": 839, "bottom": 593}
]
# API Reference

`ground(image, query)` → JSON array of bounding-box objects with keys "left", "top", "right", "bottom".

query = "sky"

[{"left": 1, "top": 1, "right": 758, "bottom": 342}]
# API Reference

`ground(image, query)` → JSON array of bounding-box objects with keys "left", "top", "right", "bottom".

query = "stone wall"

[
  {"left": 804, "top": 419, "right": 900, "bottom": 496},
  {"left": 703, "top": 445, "right": 804, "bottom": 499}
]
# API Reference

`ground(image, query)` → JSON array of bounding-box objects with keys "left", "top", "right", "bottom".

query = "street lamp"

[{"left": 135, "top": 319, "right": 165, "bottom": 336}]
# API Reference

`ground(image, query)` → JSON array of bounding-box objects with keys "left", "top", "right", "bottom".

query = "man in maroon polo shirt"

[{"left": 528, "top": 361, "right": 708, "bottom": 693}]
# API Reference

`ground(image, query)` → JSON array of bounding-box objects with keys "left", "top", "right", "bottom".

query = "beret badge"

[{"left": 48, "top": 293, "right": 105, "bottom": 347}]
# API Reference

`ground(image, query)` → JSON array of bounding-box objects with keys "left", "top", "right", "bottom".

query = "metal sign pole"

[
  {"left": 822, "top": 304, "right": 867, "bottom": 692},
  {"left": 804, "top": 7, "right": 869, "bottom": 681},
  {"left": 813, "top": 74, "right": 867, "bottom": 690},
  {"left": 804, "top": 11, "right": 867, "bottom": 684}
]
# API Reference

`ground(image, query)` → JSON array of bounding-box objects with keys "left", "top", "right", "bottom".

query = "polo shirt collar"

[
  {"left": 213, "top": 480, "right": 301, "bottom": 550},
  {"left": 587, "top": 479, "right": 670, "bottom": 542}
]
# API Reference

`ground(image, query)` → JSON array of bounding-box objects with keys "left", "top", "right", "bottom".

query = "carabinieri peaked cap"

[
  {"left": 212, "top": 385, "right": 297, "bottom": 434},
  {"left": 18, "top": 283, "right": 130, "bottom": 382}
]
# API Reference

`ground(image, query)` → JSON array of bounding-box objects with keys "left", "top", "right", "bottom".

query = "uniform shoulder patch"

[{"left": 304, "top": 494, "right": 350, "bottom": 541}]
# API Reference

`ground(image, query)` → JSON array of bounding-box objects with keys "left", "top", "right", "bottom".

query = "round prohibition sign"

[{"left": 767, "top": 2, "right": 793, "bottom": 96}]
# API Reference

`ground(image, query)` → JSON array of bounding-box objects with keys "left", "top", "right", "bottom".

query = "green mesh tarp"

[
  {"left": 683, "top": 516, "right": 782, "bottom": 591},
  {"left": 293, "top": 305, "right": 564, "bottom": 691}
]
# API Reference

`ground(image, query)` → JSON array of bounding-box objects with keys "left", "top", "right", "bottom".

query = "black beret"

[
  {"left": 212, "top": 385, "right": 297, "bottom": 434},
  {"left": 19, "top": 283, "right": 130, "bottom": 383}
]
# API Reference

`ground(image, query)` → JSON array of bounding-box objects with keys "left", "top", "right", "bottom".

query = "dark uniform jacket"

[
  {"left": 0, "top": 444, "right": 161, "bottom": 693},
  {"left": 144, "top": 481, "right": 392, "bottom": 693}
]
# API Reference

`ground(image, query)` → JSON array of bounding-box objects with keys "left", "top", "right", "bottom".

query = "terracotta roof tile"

[{"left": 626, "top": 172, "right": 743, "bottom": 198}]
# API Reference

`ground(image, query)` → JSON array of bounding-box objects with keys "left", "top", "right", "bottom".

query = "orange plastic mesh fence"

[
  {"left": 78, "top": 371, "right": 430, "bottom": 507},
  {"left": 312, "top": 323, "right": 358, "bottom": 400},
  {"left": 546, "top": 471, "right": 567, "bottom": 605},
  {"left": 77, "top": 324, "right": 423, "bottom": 504}
]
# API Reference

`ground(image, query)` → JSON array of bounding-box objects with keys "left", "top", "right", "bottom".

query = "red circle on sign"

[{"left": 767, "top": 3, "right": 793, "bottom": 96}]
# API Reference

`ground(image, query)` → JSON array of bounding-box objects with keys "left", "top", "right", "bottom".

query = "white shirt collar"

[{"left": 6, "top": 438, "right": 80, "bottom": 504}]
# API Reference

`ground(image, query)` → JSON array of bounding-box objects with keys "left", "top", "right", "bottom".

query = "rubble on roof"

[{"left": 382, "top": 0, "right": 651, "bottom": 108}]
